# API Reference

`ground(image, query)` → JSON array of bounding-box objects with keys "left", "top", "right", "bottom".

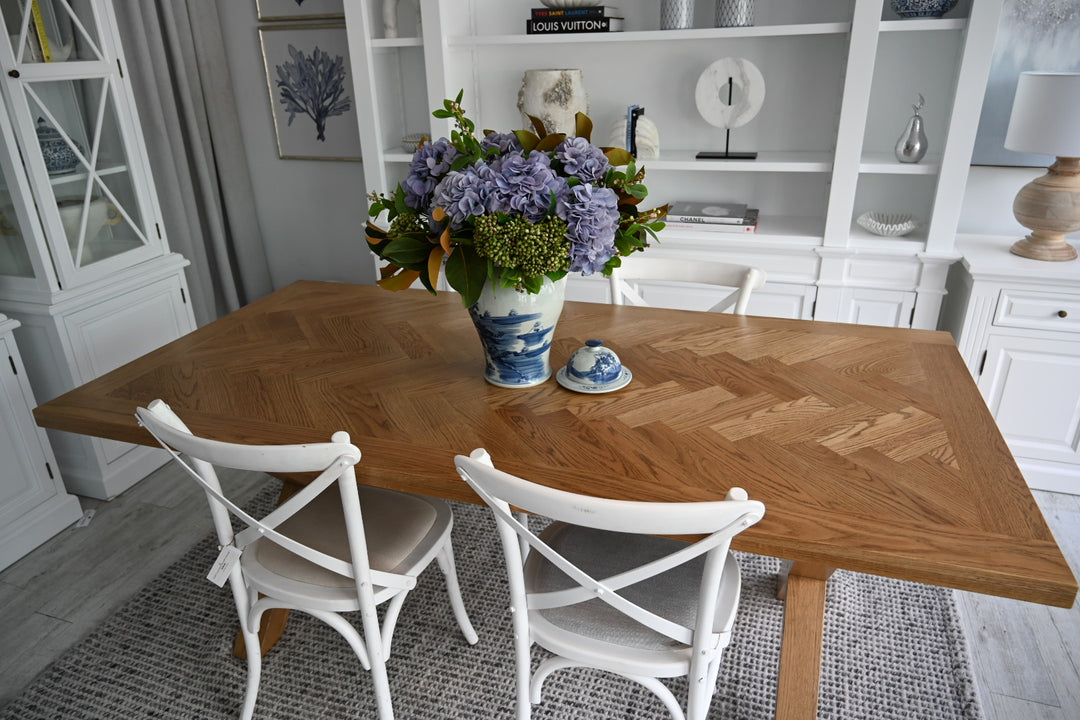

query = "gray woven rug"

[{"left": 2, "top": 482, "right": 982, "bottom": 719}]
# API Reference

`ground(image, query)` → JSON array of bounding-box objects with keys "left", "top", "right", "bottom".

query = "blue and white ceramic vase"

[
  {"left": 468, "top": 276, "right": 566, "bottom": 388},
  {"left": 35, "top": 118, "right": 80, "bottom": 175}
]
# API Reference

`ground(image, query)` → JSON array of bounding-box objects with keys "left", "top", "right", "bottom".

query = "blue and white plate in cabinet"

[{"left": 556, "top": 366, "right": 633, "bottom": 394}]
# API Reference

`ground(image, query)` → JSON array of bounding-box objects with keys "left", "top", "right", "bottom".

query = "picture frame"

[
  {"left": 255, "top": 0, "right": 344, "bottom": 22},
  {"left": 971, "top": 0, "right": 1080, "bottom": 167},
  {"left": 258, "top": 23, "right": 362, "bottom": 161}
]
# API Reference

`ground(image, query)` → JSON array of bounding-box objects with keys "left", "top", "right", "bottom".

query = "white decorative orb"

[{"left": 694, "top": 57, "right": 765, "bottom": 130}]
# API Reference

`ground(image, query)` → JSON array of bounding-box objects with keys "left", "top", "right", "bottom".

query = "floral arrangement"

[{"left": 366, "top": 92, "right": 666, "bottom": 309}]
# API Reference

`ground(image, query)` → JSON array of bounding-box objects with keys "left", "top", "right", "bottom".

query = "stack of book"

[
  {"left": 526, "top": 6, "right": 624, "bottom": 34},
  {"left": 663, "top": 201, "right": 759, "bottom": 233}
]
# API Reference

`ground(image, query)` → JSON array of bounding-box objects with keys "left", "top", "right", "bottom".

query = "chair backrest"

[
  {"left": 136, "top": 399, "right": 412, "bottom": 592},
  {"left": 454, "top": 449, "right": 765, "bottom": 652},
  {"left": 609, "top": 254, "right": 766, "bottom": 314}
]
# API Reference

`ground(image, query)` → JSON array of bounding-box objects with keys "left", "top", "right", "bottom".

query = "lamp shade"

[{"left": 1004, "top": 72, "right": 1080, "bottom": 157}]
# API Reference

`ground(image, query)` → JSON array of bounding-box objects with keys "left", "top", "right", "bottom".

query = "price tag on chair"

[{"left": 207, "top": 544, "right": 242, "bottom": 587}]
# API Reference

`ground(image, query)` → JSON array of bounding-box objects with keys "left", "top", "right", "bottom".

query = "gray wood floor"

[{"left": 1, "top": 463, "right": 1077, "bottom": 718}]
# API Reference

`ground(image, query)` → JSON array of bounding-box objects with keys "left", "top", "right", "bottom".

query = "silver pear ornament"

[{"left": 895, "top": 93, "right": 927, "bottom": 164}]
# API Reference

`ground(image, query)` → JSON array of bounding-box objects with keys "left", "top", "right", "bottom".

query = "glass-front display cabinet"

[
  {"left": 0, "top": 0, "right": 195, "bottom": 499},
  {"left": 0, "top": 0, "right": 165, "bottom": 290}
]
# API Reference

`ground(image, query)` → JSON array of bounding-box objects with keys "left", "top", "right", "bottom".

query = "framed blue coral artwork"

[
  {"left": 971, "top": 0, "right": 1080, "bottom": 167},
  {"left": 259, "top": 24, "right": 362, "bottom": 161},
  {"left": 256, "top": 0, "right": 344, "bottom": 22}
]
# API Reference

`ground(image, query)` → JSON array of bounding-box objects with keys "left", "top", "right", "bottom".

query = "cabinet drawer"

[{"left": 995, "top": 290, "right": 1080, "bottom": 334}]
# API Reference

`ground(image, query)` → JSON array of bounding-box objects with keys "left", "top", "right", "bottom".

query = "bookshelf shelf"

[{"left": 346, "top": 0, "right": 1005, "bottom": 329}]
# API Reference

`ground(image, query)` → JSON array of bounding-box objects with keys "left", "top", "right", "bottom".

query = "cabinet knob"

[
  {"left": 7, "top": 70, "right": 19, "bottom": 78},
  {"left": 1058, "top": 310, "right": 1068, "bottom": 318}
]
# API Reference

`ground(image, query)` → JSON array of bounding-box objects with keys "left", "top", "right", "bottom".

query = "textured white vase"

[
  {"left": 468, "top": 276, "right": 567, "bottom": 388},
  {"left": 517, "top": 69, "right": 588, "bottom": 135}
]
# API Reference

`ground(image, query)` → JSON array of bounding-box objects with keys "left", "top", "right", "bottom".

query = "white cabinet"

[
  {"left": 941, "top": 235, "right": 1080, "bottom": 494},
  {"left": 0, "top": 0, "right": 195, "bottom": 498},
  {"left": 344, "top": 0, "right": 1003, "bottom": 328},
  {"left": 0, "top": 314, "right": 81, "bottom": 571}
]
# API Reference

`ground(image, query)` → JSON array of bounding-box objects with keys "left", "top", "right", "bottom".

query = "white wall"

[{"left": 216, "top": 2, "right": 376, "bottom": 291}]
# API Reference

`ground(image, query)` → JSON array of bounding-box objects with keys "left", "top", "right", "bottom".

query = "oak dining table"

[{"left": 33, "top": 280, "right": 1077, "bottom": 720}]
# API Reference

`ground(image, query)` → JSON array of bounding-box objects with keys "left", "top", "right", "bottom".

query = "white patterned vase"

[
  {"left": 661, "top": 0, "right": 695, "bottom": 30},
  {"left": 715, "top": 0, "right": 754, "bottom": 27},
  {"left": 517, "top": 69, "right": 588, "bottom": 136},
  {"left": 468, "top": 276, "right": 566, "bottom": 388}
]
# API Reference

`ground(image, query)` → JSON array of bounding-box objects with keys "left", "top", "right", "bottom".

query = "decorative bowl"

[
  {"left": 856, "top": 212, "right": 919, "bottom": 237},
  {"left": 400, "top": 133, "right": 427, "bottom": 153},
  {"left": 889, "top": 0, "right": 958, "bottom": 18}
]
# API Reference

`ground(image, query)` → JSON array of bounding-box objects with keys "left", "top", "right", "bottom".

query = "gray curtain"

[{"left": 112, "top": 0, "right": 272, "bottom": 325}]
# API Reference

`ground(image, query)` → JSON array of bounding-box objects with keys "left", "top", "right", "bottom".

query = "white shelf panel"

[
  {"left": 649, "top": 151, "right": 833, "bottom": 173},
  {"left": 859, "top": 153, "right": 942, "bottom": 174},
  {"left": 48, "top": 163, "right": 130, "bottom": 186},
  {"left": 453, "top": 22, "right": 851, "bottom": 47},
  {"left": 664, "top": 215, "right": 825, "bottom": 245},
  {"left": 372, "top": 37, "right": 423, "bottom": 48},
  {"left": 880, "top": 19, "right": 966, "bottom": 33}
]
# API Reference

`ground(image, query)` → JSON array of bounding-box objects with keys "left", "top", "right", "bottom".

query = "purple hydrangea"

[
  {"left": 403, "top": 137, "right": 460, "bottom": 210},
  {"left": 489, "top": 151, "right": 565, "bottom": 222},
  {"left": 555, "top": 135, "right": 611, "bottom": 185},
  {"left": 481, "top": 131, "right": 522, "bottom": 155},
  {"left": 560, "top": 184, "right": 619, "bottom": 275},
  {"left": 432, "top": 162, "right": 494, "bottom": 228}
]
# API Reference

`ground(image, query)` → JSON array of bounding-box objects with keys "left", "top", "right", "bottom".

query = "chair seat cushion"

[
  {"left": 246, "top": 485, "right": 443, "bottom": 589},
  {"left": 525, "top": 522, "right": 740, "bottom": 655}
]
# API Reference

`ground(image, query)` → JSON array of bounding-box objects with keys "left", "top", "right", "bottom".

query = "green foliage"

[{"left": 364, "top": 92, "right": 667, "bottom": 307}]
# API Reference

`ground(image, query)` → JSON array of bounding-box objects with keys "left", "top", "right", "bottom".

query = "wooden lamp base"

[{"left": 1010, "top": 156, "right": 1080, "bottom": 262}]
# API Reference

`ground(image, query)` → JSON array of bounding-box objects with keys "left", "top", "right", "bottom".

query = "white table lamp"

[{"left": 1003, "top": 72, "right": 1080, "bottom": 261}]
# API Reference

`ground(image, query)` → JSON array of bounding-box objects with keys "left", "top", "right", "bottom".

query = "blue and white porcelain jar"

[
  {"left": 468, "top": 276, "right": 566, "bottom": 388},
  {"left": 889, "top": 0, "right": 958, "bottom": 18},
  {"left": 35, "top": 118, "right": 80, "bottom": 175}
]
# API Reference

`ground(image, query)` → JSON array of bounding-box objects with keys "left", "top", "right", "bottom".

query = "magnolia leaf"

[
  {"left": 575, "top": 112, "right": 593, "bottom": 142},
  {"left": 365, "top": 221, "right": 388, "bottom": 244},
  {"left": 445, "top": 244, "right": 487, "bottom": 308},
  {"left": 420, "top": 246, "right": 444, "bottom": 294},
  {"left": 535, "top": 133, "right": 567, "bottom": 152},
  {"left": 377, "top": 267, "right": 420, "bottom": 291},
  {"left": 383, "top": 235, "right": 434, "bottom": 267},
  {"left": 514, "top": 129, "right": 541, "bottom": 153},
  {"left": 604, "top": 147, "right": 635, "bottom": 166},
  {"left": 439, "top": 225, "right": 454, "bottom": 256},
  {"left": 527, "top": 114, "right": 547, "bottom": 138}
]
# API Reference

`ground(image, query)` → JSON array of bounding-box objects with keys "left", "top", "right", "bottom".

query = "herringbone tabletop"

[{"left": 34, "top": 280, "right": 1076, "bottom": 607}]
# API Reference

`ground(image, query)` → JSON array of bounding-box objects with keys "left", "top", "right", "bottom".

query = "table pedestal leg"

[
  {"left": 775, "top": 561, "right": 834, "bottom": 720},
  {"left": 233, "top": 607, "right": 291, "bottom": 659}
]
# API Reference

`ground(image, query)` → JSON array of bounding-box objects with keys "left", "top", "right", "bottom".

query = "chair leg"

[
  {"left": 436, "top": 543, "right": 479, "bottom": 644},
  {"left": 237, "top": 624, "right": 262, "bottom": 720}
]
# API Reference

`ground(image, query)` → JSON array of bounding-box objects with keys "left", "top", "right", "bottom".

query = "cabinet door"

[
  {"left": 0, "top": 0, "right": 166, "bottom": 289},
  {"left": 980, "top": 334, "right": 1080, "bottom": 467},
  {"left": 838, "top": 287, "right": 915, "bottom": 327},
  {"left": 0, "top": 333, "right": 56, "bottom": 519}
]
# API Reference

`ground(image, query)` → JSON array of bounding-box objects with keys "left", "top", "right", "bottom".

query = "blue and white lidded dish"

[
  {"left": 36, "top": 118, "right": 81, "bottom": 175},
  {"left": 566, "top": 340, "right": 623, "bottom": 386}
]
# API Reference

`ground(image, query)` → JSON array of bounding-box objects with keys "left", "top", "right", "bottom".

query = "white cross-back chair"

[
  {"left": 454, "top": 449, "right": 765, "bottom": 720},
  {"left": 609, "top": 254, "right": 767, "bottom": 315},
  {"left": 136, "top": 400, "right": 478, "bottom": 720}
]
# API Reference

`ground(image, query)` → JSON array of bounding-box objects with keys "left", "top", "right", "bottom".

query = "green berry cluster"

[
  {"left": 473, "top": 214, "right": 571, "bottom": 279},
  {"left": 388, "top": 211, "right": 426, "bottom": 240}
]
